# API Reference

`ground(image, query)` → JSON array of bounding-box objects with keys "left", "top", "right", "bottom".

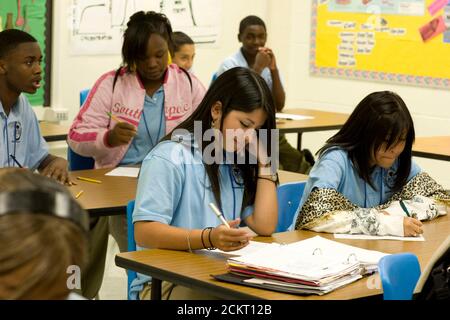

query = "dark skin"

[
  {"left": 238, "top": 25, "right": 285, "bottom": 111},
  {"left": 0, "top": 42, "right": 71, "bottom": 185},
  {"left": 108, "top": 34, "right": 169, "bottom": 147}
]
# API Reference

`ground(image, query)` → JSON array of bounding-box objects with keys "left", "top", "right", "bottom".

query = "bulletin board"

[
  {"left": 311, "top": 0, "right": 450, "bottom": 89},
  {"left": 0, "top": 0, "right": 52, "bottom": 106}
]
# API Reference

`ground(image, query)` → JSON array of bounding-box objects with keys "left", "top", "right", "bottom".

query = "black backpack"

[{"left": 415, "top": 244, "right": 450, "bottom": 300}]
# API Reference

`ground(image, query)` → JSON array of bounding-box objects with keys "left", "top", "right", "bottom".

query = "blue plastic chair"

[
  {"left": 378, "top": 253, "right": 421, "bottom": 300},
  {"left": 67, "top": 89, "right": 95, "bottom": 170},
  {"left": 276, "top": 181, "right": 306, "bottom": 232},
  {"left": 126, "top": 200, "right": 138, "bottom": 300}
]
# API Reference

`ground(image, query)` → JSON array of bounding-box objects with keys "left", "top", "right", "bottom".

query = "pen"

[
  {"left": 76, "top": 176, "right": 102, "bottom": 184},
  {"left": 399, "top": 199, "right": 411, "bottom": 217},
  {"left": 106, "top": 111, "right": 122, "bottom": 123},
  {"left": 75, "top": 190, "right": 84, "bottom": 199},
  {"left": 10, "top": 154, "right": 23, "bottom": 168},
  {"left": 209, "top": 203, "right": 230, "bottom": 228}
]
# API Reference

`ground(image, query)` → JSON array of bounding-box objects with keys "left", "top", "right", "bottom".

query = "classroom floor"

[{"left": 98, "top": 235, "right": 128, "bottom": 300}]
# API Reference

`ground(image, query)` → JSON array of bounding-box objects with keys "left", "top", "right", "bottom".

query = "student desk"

[
  {"left": 69, "top": 168, "right": 137, "bottom": 217},
  {"left": 412, "top": 136, "right": 450, "bottom": 162},
  {"left": 39, "top": 122, "right": 69, "bottom": 142},
  {"left": 277, "top": 108, "right": 349, "bottom": 150},
  {"left": 70, "top": 168, "right": 308, "bottom": 217},
  {"left": 115, "top": 214, "right": 450, "bottom": 300}
]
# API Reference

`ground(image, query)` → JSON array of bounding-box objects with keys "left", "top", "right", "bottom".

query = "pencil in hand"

[{"left": 106, "top": 111, "right": 122, "bottom": 123}]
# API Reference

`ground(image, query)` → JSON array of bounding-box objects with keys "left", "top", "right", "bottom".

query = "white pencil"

[{"left": 208, "top": 203, "right": 231, "bottom": 228}]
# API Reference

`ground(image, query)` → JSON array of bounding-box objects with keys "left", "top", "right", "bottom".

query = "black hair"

[
  {"left": 318, "top": 91, "right": 415, "bottom": 192},
  {"left": 163, "top": 67, "right": 276, "bottom": 212},
  {"left": 122, "top": 11, "right": 172, "bottom": 68},
  {"left": 0, "top": 29, "right": 37, "bottom": 58},
  {"left": 169, "top": 31, "right": 194, "bottom": 56},
  {"left": 239, "top": 15, "right": 266, "bottom": 35}
]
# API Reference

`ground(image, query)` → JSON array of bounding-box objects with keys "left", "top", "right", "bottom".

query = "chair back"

[
  {"left": 276, "top": 181, "right": 306, "bottom": 232},
  {"left": 126, "top": 200, "right": 137, "bottom": 300},
  {"left": 67, "top": 89, "right": 95, "bottom": 170},
  {"left": 378, "top": 252, "right": 421, "bottom": 300}
]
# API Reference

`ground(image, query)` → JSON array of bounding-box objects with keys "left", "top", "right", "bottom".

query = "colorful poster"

[
  {"left": 328, "top": 0, "right": 426, "bottom": 16},
  {"left": 311, "top": 0, "right": 450, "bottom": 89},
  {"left": 0, "top": 0, "right": 51, "bottom": 106}
]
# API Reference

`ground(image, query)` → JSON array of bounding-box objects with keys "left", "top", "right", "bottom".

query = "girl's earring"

[{"left": 211, "top": 119, "right": 216, "bottom": 128}]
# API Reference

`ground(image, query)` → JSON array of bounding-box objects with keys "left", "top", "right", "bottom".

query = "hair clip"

[{"left": 0, "top": 190, "right": 89, "bottom": 232}]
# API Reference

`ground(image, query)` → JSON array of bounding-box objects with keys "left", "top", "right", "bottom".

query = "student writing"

[{"left": 293, "top": 91, "right": 449, "bottom": 237}]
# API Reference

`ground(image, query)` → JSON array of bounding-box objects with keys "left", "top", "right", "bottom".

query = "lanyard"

[
  {"left": 141, "top": 102, "right": 164, "bottom": 149},
  {"left": 227, "top": 165, "right": 237, "bottom": 220}
]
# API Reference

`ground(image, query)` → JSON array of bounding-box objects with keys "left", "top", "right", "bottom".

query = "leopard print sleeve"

[{"left": 295, "top": 188, "right": 405, "bottom": 236}]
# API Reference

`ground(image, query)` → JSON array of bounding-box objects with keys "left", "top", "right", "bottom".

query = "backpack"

[{"left": 415, "top": 236, "right": 450, "bottom": 300}]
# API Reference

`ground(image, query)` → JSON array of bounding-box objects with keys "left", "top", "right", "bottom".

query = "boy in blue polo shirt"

[{"left": 0, "top": 29, "right": 70, "bottom": 184}]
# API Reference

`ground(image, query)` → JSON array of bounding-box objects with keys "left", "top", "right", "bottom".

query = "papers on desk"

[
  {"left": 105, "top": 167, "right": 140, "bottom": 178},
  {"left": 206, "top": 241, "right": 271, "bottom": 257},
  {"left": 334, "top": 234, "right": 425, "bottom": 242},
  {"left": 276, "top": 113, "right": 314, "bottom": 121},
  {"left": 215, "top": 236, "right": 388, "bottom": 295}
]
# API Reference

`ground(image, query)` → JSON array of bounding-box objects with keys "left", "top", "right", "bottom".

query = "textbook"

[{"left": 213, "top": 236, "right": 388, "bottom": 295}]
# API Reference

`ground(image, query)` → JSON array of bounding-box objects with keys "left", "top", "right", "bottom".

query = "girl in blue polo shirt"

[
  {"left": 293, "top": 91, "right": 449, "bottom": 237},
  {"left": 131, "top": 67, "right": 278, "bottom": 299}
]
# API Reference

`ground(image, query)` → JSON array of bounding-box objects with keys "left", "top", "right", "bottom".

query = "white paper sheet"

[
  {"left": 105, "top": 167, "right": 140, "bottom": 178},
  {"left": 334, "top": 234, "right": 425, "bottom": 242},
  {"left": 276, "top": 113, "right": 314, "bottom": 121}
]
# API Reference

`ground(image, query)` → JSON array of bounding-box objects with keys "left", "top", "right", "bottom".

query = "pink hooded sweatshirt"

[{"left": 68, "top": 64, "right": 206, "bottom": 168}]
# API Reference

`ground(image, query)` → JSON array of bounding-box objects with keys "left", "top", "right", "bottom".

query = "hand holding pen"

[
  {"left": 105, "top": 112, "right": 137, "bottom": 147},
  {"left": 399, "top": 199, "right": 423, "bottom": 237},
  {"left": 208, "top": 203, "right": 253, "bottom": 252}
]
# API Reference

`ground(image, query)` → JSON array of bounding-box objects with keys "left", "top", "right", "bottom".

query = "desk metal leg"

[
  {"left": 296, "top": 132, "right": 303, "bottom": 151},
  {"left": 151, "top": 278, "right": 162, "bottom": 300}
]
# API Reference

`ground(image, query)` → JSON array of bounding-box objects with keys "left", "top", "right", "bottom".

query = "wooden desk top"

[
  {"left": 39, "top": 122, "right": 69, "bottom": 142},
  {"left": 413, "top": 136, "right": 450, "bottom": 161},
  {"left": 277, "top": 108, "right": 349, "bottom": 134},
  {"left": 68, "top": 168, "right": 138, "bottom": 216},
  {"left": 116, "top": 214, "right": 450, "bottom": 300},
  {"left": 69, "top": 168, "right": 307, "bottom": 216}
]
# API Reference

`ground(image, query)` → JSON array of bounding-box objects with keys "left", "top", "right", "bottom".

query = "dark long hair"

[
  {"left": 318, "top": 91, "right": 415, "bottom": 192},
  {"left": 163, "top": 67, "right": 276, "bottom": 212}
]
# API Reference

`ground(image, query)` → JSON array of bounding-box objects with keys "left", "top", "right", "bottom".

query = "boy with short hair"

[{"left": 0, "top": 29, "right": 70, "bottom": 184}]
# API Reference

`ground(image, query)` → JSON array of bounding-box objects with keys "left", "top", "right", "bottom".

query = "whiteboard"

[{"left": 69, "top": 0, "right": 221, "bottom": 55}]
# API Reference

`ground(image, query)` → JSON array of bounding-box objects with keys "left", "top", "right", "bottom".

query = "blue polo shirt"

[
  {"left": 129, "top": 133, "right": 254, "bottom": 298},
  {"left": 120, "top": 86, "right": 165, "bottom": 165},
  {"left": 289, "top": 148, "right": 421, "bottom": 230},
  {"left": 0, "top": 95, "right": 48, "bottom": 170}
]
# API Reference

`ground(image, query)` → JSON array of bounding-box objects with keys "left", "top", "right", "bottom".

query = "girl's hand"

[
  {"left": 209, "top": 219, "right": 254, "bottom": 252},
  {"left": 107, "top": 122, "right": 137, "bottom": 147},
  {"left": 403, "top": 217, "right": 423, "bottom": 237}
]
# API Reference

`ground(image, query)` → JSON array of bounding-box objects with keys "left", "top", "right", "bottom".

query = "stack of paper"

[{"left": 222, "top": 236, "right": 388, "bottom": 295}]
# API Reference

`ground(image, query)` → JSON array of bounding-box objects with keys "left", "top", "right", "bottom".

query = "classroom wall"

[
  {"left": 49, "top": 0, "right": 450, "bottom": 187},
  {"left": 268, "top": 0, "right": 450, "bottom": 188},
  {"left": 50, "top": 0, "right": 269, "bottom": 122}
]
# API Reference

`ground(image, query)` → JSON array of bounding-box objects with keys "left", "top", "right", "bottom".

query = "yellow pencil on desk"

[
  {"left": 76, "top": 176, "right": 102, "bottom": 184},
  {"left": 75, "top": 190, "right": 84, "bottom": 199}
]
